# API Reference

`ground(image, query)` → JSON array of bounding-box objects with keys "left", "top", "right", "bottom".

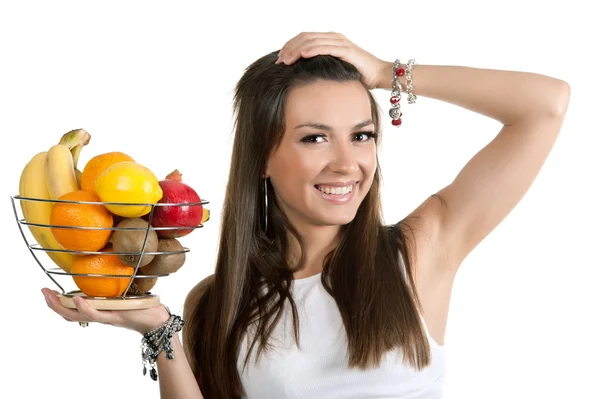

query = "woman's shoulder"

[{"left": 183, "top": 274, "right": 215, "bottom": 320}]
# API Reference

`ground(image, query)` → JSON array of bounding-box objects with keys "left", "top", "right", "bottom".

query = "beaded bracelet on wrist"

[
  {"left": 140, "top": 312, "right": 184, "bottom": 381},
  {"left": 389, "top": 58, "right": 417, "bottom": 127}
]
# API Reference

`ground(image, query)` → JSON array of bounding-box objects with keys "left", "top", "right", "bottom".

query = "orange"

[
  {"left": 80, "top": 151, "right": 135, "bottom": 193},
  {"left": 50, "top": 190, "right": 113, "bottom": 252},
  {"left": 71, "top": 246, "right": 135, "bottom": 297}
]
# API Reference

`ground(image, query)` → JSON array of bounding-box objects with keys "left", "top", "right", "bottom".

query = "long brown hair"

[{"left": 183, "top": 52, "right": 430, "bottom": 398}]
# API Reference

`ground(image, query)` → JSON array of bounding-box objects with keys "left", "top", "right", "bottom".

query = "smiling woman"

[
  {"left": 266, "top": 80, "right": 378, "bottom": 240},
  {"left": 184, "top": 52, "right": 444, "bottom": 399},
  {"left": 41, "top": 31, "right": 570, "bottom": 399}
]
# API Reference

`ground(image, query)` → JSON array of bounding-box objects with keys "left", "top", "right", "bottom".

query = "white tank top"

[{"left": 237, "top": 272, "right": 446, "bottom": 399}]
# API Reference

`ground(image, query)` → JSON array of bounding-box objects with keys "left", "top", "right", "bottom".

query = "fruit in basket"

[
  {"left": 46, "top": 144, "right": 79, "bottom": 199},
  {"left": 149, "top": 170, "right": 203, "bottom": 238},
  {"left": 20, "top": 152, "right": 79, "bottom": 272},
  {"left": 111, "top": 218, "right": 158, "bottom": 267},
  {"left": 201, "top": 208, "right": 210, "bottom": 223},
  {"left": 127, "top": 277, "right": 158, "bottom": 296},
  {"left": 80, "top": 151, "right": 135, "bottom": 193},
  {"left": 95, "top": 161, "right": 162, "bottom": 218},
  {"left": 50, "top": 190, "right": 113, "bottom": 252},
  {"left": 141, "top": 238, "right": 186, "bottom": 275},
  {"left": 67, "top": 129, "right": 91, "bottom": 173},
  {"left": 71, "top": 246, "right": 135, "bottom": 297},
  {"left": 75, "top": 168, "right": 82, "bottom": 187},
  {"left": 45, "top": 129, "right": 92, "bottom": 200},
  {"left": 18, "top": 129, "right": 92, "bottom": 272}
]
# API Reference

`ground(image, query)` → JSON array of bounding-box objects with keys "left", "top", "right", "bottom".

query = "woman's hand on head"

[
  {"left": 41, "top": 287, "right": 171, "bottom": 335},
  {"left": 275, "top": 31, "right": 389, "bottom": 90}
]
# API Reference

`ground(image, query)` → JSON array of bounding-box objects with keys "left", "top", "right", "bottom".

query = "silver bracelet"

[
  {"left": 389, "top": 59, "right": 404, "bottom": 127},
  {"left": 389, "top": 58, "right": 417, "bottom": 127},
  {"left": 406, "top": 59, "right": 417, "bottom": 104},
  {"left": 140, "top": 311, "right": 184, "bottom": 381}
]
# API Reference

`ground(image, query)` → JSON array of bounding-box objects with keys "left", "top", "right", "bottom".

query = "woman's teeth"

[{"left": 316, "top": 184, "right": 353, "bottom": 195}]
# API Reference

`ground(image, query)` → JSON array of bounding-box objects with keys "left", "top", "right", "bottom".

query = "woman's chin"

[{"left": 312, "top": 211, "right": 358, "bottom": 227}]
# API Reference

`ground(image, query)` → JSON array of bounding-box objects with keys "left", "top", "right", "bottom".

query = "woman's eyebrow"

[{"left": 294, "top": 119, "right": 374, "bottom": 131}]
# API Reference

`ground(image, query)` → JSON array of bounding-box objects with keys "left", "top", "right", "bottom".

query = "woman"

[{"left": 41, "top": 32, "right": 570, "bottom": 398}]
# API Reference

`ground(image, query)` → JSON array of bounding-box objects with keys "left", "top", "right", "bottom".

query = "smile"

[
  {"left": 314, "top": 182, "right": 358, "bottom": 204},
  {"left": 315, "top": 184, "right": 354, "bottom": 195}
]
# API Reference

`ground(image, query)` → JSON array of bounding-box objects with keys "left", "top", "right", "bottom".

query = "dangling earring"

[{"left": 263, "top": 177, "right": 269, "bottom": 235}]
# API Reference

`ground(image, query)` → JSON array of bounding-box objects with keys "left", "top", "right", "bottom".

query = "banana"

[
  {"left": 45, "top": 144, "right": 79, "bottom": 199},
  {"left": 201, "top": 208, "right": 210, "bottom": 223},
  {"left": 45, "top": 128, "right": 91, "bottom": 199},
  {"left": 19, "top": 152, "right": 78, "bottom": 272},
  {"left": 68, "top": 133, "right": 89, "bottom": 169},
  {"left": 18, "top": 128, "right": 92, "bottom": 272},
  {"left": 75, "top": 168, "right": 82, "bottom": 187}
]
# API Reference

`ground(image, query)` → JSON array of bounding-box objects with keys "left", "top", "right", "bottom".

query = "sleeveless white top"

[{"left": 237, "top": 272, "right": 446, "bottom": 399}]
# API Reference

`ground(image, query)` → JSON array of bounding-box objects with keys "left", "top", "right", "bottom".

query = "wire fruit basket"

[{"left": 11, "top": 195, "right": 208, "bottom": 310}]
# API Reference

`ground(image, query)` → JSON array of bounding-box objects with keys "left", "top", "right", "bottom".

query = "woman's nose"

[{"left": 328, "top": 144, "right": 359, "bottom": 175}]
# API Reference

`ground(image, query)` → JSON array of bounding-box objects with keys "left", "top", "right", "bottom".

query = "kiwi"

[
  {"left": 126, "top": 277, "right": 158, "bottom": 296},
  {"left": 142, "top": 238, "right": 186, "bottom": 275},
  {"left": 112, "top": 218, "right": 158, "bottom": 267}
]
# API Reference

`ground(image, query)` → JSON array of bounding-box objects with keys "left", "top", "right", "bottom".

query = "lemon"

[{"left": 95, "top": 161, "right": 163, "bottom": 218}]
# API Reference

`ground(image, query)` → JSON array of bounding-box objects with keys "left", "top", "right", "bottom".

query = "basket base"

[{"left": 58, "top": 291, "right": 160, "bottom": 310}]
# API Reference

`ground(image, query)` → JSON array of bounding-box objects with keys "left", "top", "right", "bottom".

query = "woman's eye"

[
  {"left": 300, "top": 135, "right": 326, "bottom": 143},
  {"left": 353, "top": 131, "right": 378, "bottom": 142}
]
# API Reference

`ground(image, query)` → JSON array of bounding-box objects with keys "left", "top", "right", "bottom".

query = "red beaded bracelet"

[
  {"left": 389, "top": 59, "right": 417, "bottom": 127},
  {"left": 389, "top": 60, "right": 404, "bottom": 127}
]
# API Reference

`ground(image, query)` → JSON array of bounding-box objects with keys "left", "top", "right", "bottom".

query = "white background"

[{"left": 1, "top": 1, "right": 598, "bottom": 398}]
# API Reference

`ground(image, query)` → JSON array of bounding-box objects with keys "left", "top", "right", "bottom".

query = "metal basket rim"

[
  {"left": 18, "top": 218, "right": 205, "bottom": 231},
  {"left": 45, "top": 267, "right": 171, "bottom": 279},
  {"left": 12, "top": 194, "right": 209, "bottom": 207},
  {"left": 28, "top": 243, "right": 190, "bottom": 256}
]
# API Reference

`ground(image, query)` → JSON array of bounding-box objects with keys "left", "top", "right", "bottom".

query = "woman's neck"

[{"left": 287, "top": 224, "right": 341, "bottom": 279}]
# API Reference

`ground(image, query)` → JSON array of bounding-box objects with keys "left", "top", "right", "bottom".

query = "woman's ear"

[{"left": 263, "top": 158, "right": 271, "bottom": 178}]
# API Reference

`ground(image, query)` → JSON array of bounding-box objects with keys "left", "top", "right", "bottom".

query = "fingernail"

[
  {"left": 275, "top": 57, "right": 282, "bottom": 64},
  {"left": 278, "top": 50, "right": 282, "bottom": 57}
]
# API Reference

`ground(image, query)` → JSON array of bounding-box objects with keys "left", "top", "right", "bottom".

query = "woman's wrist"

[
  {"left": 140, "top": 310, "right": 185, "bottom": 380},
  {"left": 376, "top": 61, "right": 409, "bottom": 91},
  {"left": 136, "top": 305, "right": 172, "bottom": 336}
]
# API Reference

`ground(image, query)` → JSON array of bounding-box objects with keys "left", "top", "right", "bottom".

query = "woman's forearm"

[
  {"left": 377, "top": 62, "right": 570, "bottom": 124},
  {"left": 156, "top": 334, "right": 204, "bottom": 399}
]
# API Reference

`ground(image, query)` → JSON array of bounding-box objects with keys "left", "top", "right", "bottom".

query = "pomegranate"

[{"left": 149, "top": 169, "right": 203, "bottom": 238}]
